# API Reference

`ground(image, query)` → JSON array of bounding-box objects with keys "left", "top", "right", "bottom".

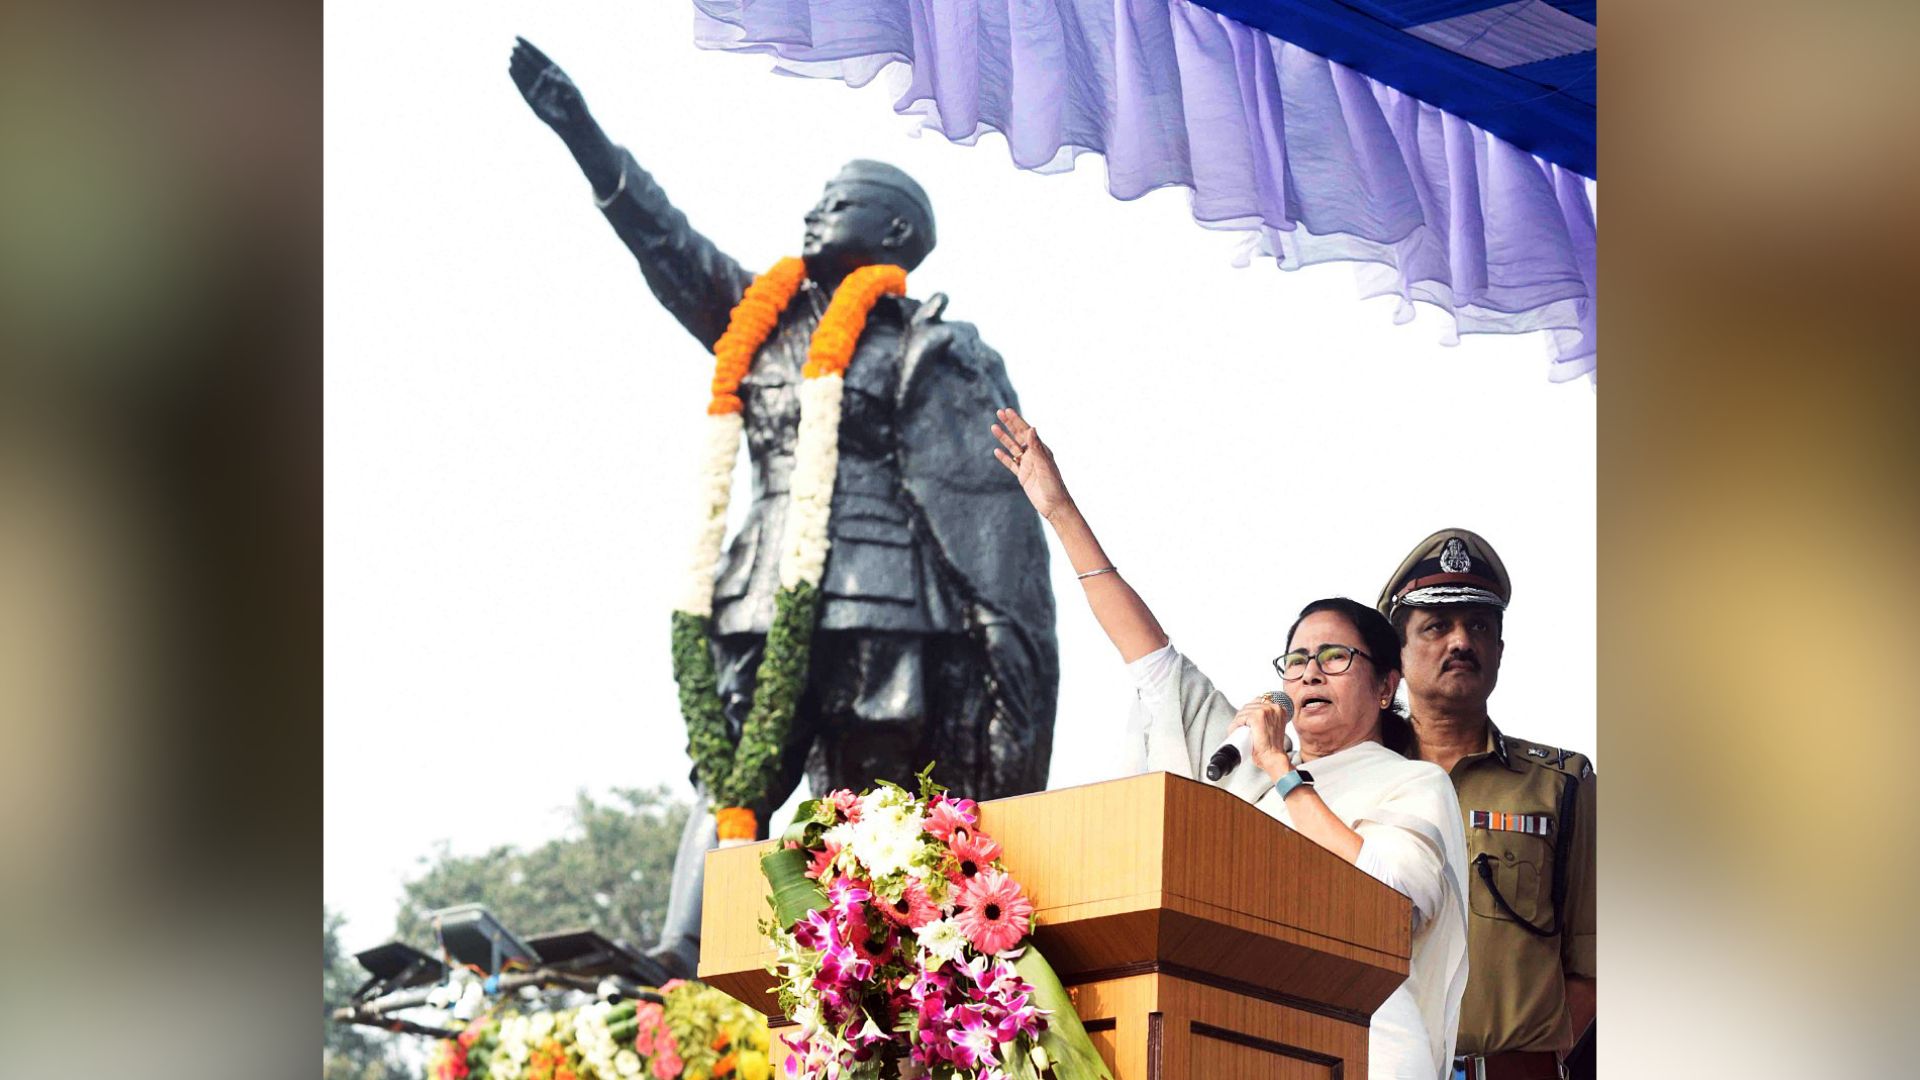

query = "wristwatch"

[{"left": 1272, "top": 768, "right": 1315, "bottom": 800}]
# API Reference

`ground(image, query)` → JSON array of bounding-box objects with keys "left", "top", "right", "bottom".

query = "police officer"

[{"left": 1378, "top": 529, "right": 1596, "bottom": 1080}]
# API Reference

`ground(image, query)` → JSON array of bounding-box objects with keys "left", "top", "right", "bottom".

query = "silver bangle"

[
  {"left": 1076, "top": 566, "right": 1118, "bottom": 581},
  {"left": 593, "top": 167, "right": 628, "bottom": 208}
]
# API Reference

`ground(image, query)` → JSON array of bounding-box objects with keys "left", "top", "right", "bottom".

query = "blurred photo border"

[{"left": 1, "top": 1, "right": 1913, "bottom": 1075}]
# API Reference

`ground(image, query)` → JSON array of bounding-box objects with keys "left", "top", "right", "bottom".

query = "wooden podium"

[{"left": 699, "top": 772, "right": 1412, "bottom": 1079}]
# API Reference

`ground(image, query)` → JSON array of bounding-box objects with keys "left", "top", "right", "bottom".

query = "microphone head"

[{"left": 1261, "top": 690, "right": 1295, "bottom": 721}]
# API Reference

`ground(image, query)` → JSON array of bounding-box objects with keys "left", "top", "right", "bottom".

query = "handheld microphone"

[{"left": 1205, "top": 691, "right": 1294, "bottom": 781}]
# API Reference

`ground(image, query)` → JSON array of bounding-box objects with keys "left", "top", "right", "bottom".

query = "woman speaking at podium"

[{"left": 992, "top": 408, "right": 1469, "bottom": 1080}]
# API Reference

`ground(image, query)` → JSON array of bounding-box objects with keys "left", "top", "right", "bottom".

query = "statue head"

[{"left": 801, "top": 160, "right": 936, "bottom": 279}]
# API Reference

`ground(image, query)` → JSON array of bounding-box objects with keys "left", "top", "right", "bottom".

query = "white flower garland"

[
  {"left": 677, "top": 411, "right": 746, "bottom": 616},
  {"left": 675, "top": 370, "right": 844, "bottom": 613},
  {"left": 780, "top": 373, "right": 845, "bottom": 590},
  {"left": 669, "top": 262, "right": 905, "bottom": 835}
]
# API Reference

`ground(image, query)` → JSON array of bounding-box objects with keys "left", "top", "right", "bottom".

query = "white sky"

[{"left": 324, "top": 1, "right": 1595, "bottom": 953}]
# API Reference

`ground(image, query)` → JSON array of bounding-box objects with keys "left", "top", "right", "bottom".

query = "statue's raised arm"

[{"left": 509, "top": 37, "right": 752, "bottom": 349}]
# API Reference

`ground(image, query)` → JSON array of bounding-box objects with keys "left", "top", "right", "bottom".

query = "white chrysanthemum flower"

[
  {"left": 915, "top": 918, "right": 968, "bottom": 965},
  {"left": 849, "top": 803, "right": 922, "bottom": 878},
  {"left": 869, "top": 784, "right": 918, "bottom": 812},
  {"left": 614, "top": 1049, "right": 642, "bottom": 1077},
  {"left": 505, "top": 1017, "right": 537, "bottom": 1053},
  {"left": 823, "top": 822, "right": 856, "bottom": 852},
  {"left": 529, "top": 1010, "right": 555, "bottom": 1041}
]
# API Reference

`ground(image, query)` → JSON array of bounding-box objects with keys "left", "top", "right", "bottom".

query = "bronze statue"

[{"left": 509, "top": 39, "right": 1058, "bottom": 980}]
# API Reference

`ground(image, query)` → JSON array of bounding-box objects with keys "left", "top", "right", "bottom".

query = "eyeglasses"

[{"left": 1272, "top": 643, "right": 1376, "bottom": 681}]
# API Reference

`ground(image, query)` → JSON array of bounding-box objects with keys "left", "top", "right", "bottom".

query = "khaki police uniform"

[
  {"left": 1378, "top": 528, "right": 1596, "bottom": 1079},
  {"left": 1449, "top": 724, "right": 1596, "bottom": 1060}
]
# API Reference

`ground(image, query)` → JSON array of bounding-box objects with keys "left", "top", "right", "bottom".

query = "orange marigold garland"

[
  {"left": 803, "top": 263, "right": 905, "bottom": 378},
  {"left": 708, "top": 257, "right": 806, "bottom": 415},
  {"left": 672, "top": 260, "right": 907, "bottom": 842}
]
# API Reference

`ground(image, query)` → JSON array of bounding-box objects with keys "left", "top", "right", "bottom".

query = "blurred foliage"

[
  {"left": 394, "top": 786, "right": 689, "bottom": 953},
  {"left": 325, "top": 907, "right": 406, "bottom": 1080}
]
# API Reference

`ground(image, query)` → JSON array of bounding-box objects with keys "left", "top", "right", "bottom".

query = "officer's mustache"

[{"left": 1442, "top": 652, "right": 1480, "bottom": 673}]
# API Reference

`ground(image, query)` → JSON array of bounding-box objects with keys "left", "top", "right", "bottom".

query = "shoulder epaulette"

[{"left": 1506, "top": 736, "right": 1594, "bottom": 780}]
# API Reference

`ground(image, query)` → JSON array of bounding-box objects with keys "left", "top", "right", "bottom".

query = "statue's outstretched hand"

[
  {"left": 509, "top": 37, "right": 588, "bottom": 132},
  {"left": 992, "top": 408, "right": 1072, "bottom": 521}
]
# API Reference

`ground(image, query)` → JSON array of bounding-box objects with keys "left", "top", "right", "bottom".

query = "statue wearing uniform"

[{"left": 509, "top": 39, "right": 1058, "bottom": 980}]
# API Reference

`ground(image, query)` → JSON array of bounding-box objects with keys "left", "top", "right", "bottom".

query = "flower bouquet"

[
  {"left": 760, "top": 768, "right": 1113, "bottom": 1080},
  {"left": 432, "top": 978, "right": 772, "bottom": 1080}
]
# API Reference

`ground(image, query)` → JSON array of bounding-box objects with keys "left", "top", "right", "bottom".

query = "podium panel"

[{"left": 1069, "top": 971, "right": 1366, "bottom": 1080}]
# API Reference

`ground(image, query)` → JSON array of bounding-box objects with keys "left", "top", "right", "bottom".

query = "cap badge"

[{"left": 1440, "top": 537, "right": 1472, "bottom": 574}]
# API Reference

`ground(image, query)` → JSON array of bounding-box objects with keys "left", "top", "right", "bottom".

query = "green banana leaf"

[
  {"left": 761, "top": 846, "right": 829, "bottom": 929},
  {"left": 1015, "top": 947, "right": 1115, "bottom": 1080},
  {"left": 779, "top": 800, "right": 824, "bottom": 847}
]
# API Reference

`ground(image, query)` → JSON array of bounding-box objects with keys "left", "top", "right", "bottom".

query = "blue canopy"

[
  {"left": 693, "top": 0, "right": 1600, "bottom": 381},
  {"left": 1189, "top": 0, "right": 1595, "bottom": 176}
]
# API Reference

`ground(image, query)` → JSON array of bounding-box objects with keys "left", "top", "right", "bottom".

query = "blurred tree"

[
  {"left": 394, "top": 786, "right": 688, "bottom": 953},
  {"left": 325, "top": 907, "right": 405, "bottom": 1080}
]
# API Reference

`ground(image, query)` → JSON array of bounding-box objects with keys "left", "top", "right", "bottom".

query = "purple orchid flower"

[
  {"left": 792, "top": 909, "right": 834, "bottom": 951},
  {"left": 826, "top": 875, "right": 872, "bottom": 920},
  {"left": 947, "top": 1007, "right": 1002, "bottom": 1070},
  {"left": 816, "top": 939, "right": 874, "bottom": 988},
  {"left": 993, "top": 991, "right": 1043, "bottom": 1041}
]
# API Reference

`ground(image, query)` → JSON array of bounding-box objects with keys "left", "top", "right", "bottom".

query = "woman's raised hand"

[
  {"left": 992, "top": 407, "right": 1072, "bottom": 521},
  {"left": 997, "top": 406, "right": 1168, "bottom": 662}
]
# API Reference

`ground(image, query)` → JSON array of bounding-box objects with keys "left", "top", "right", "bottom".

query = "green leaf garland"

[
  {"left": 669, "top": 611, "right": 731, "bottom": 799},
  {"left": 670, "top": 581, "right": 823, "bottom": 814}
]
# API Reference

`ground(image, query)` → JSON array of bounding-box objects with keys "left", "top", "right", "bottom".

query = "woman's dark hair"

[{"left": 1285, "top": 597, "right": 1414, "bottom": 755}]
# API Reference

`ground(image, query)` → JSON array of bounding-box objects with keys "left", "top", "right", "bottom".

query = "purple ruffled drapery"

[{"left": 692, "top": 0, "right": 1596, "bottom": 383}]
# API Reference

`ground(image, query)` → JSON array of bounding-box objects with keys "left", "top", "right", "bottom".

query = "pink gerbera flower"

[
  {"left": 954, "top": 869, "right": 1034, "bottom": 955},
  {"left": 947, "top": 831, "right": 1003, "bottom": 887},
  {"left": 877, "top": 878, "right": 941, "bottom": 929},
  {"left": 828, "top": 788, "right": 863, "bottom": 822},
  {"left": 848, "top": 910, "right": 897, "bottom": 966},
  {"left": 924, "top": 798, "right": 978, "bottom": 843},
  {"left": 805, "top": 841, "right": 842, "bottom": 881}
]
